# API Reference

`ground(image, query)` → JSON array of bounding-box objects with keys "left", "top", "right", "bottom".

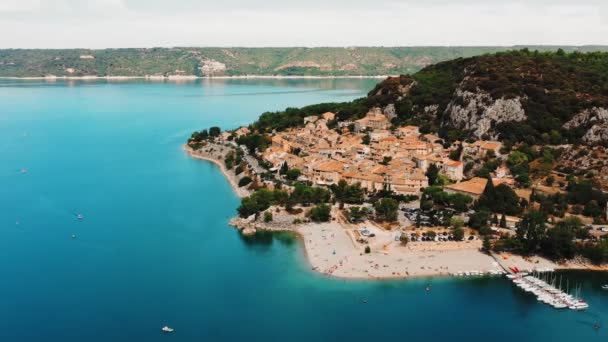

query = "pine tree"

[
  {"left": 279, "top": 161, "right": 289, "bottom": 175},
  {"left": 492, "top": 213, "right": 499, "bottom": 225},
  {"left": 500, "top": 213, "right": 507, "bottom": 228},
  {"left": 483, "top": 175, "right": 495, "bottom": 199},
  {"left": 482, "top": 235, "right": 492, "bottom": 253},
  {"left": 425, "top": 164, "right": 440, "bottom": 186},
  {"left": 477, "top": 175, "right": 495, "bottom": 210}
]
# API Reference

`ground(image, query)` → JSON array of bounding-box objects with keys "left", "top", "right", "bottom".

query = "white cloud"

[
  {"left": 0, "top": 0, "right": 41, "bottom": 11},
  {"left": 0, "top": 0, "right": 606, "bottom": 48}
]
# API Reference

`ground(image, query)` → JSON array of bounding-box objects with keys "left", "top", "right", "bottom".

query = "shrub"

[
  {"left": 453, "top": 227, "right": 465, "bottom": 241},
  {"left": 364, "top": 246, "right": 371, "bottom": 254},
  {"left": 234, "top": 164, "right": 244, "bottom": 175},
  {"left": 238, "top": 176, "right": 252, "bottom": 187},
  {"left": 309, "top": 204, "right": 331, "bottom": 222},
  {"left": 400, "top": 233, "right": 409, "bottom": 246},
  {"left": 263, "top": 211, "right": 273, "bottom": 222}
]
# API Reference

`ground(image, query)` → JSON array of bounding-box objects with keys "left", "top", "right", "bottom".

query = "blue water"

[{"left": 0, "top": 78, "right": 607, "bottom": 341}]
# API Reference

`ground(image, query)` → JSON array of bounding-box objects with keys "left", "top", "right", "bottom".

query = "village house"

[
  {"left": 465, "top": 140, "right": 502, "bottom": 157},
  {"left": 311, "top": 160, "right": 345, "bottom": 185},
  {"left": 354, "top": 109, "right": 391, "bottom": 132},
  {"left": 342, "top": 171, "right": 385, "bottom": 192},
  {"left": 444, "top": 177, "right": 509, "bottom": 200},
  {"left": 395, "top": 125, "right": 420, "bottom": 138},
  {"left": 442, "top": 159, "right": 464, "bottom": 181}
]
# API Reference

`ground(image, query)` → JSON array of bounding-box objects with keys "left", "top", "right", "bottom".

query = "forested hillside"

[
  {"left": 1, "top": 46, "right": 607, "bottom": 77},
  {"left": 245, "top": 50, "right": 608, "bottom": 147}
]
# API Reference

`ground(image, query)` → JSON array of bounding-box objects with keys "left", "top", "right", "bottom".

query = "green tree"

[
  {"left": 279, "top": 162, "right": 289, "bottom": 175},
  {"left": 290, "top": 183, "right": 331, "bottom": 206},
  {"left": 191, "top": 129, "right": 209, "bottom": 141},
  {"left": 347, "top": 206, "right": 371, "bottom": 223},
  {"left": 482, "top": 235, "right": 492, "bottom": 253},
  {"left": 450, "top": 217, "right": 465, "bottom": 229},
  {"left": 583, "top": 200, "right": 603, "bottom": 217},
  {"left": 237, "top": 189, "right": 288, "bottom": 218},
  {"left": 468, "top": 210, "right": 491, "bottom": 231},
  {"left": 448, "top": 193, "right": 472, "bottom": 211},
  {"left": 507, "top": 151, "right": 529, "bottom": 169},
  {"left": 516, "top": 210, "right": 547, "bottom": 254},
  {"left": 209, "top": 126, "right": 221, "bottom": 137},
  {"left": 224, "top": 150, "right": 236, "bottom": 169},
  {"left": 374, "top": 198, "right": 399, "bottom": 222},
  {"left": 477, "top": 183, "right": 521, "bottom": 216},
  {"left": 309, "top": 203, "right": 331, "bottom": 222},
  {"left": 238, "top": 176, "right": 252, "bottom": 187},
  {"left": 425, "top": 164, "right": 440, "bottom": 186},
  {"left": 362, "top": 134, "right": 371, "bottom": 145},
  {"left": 285, "top": 168, "right": 301, "bottom": 181},
  {"left": 453, "top": 227, "right": 465, "bottom": 241},
  {"left": 499, "top": 213, "right": 507, "bottom": 228},
  {"left": 330, "top": 180, "right": 365, "bottom": 207},
  {"left": 540, "top": 218, "right": 578, "bottom": 260},
  {"left": 263, "top": 211, "right": 273, "bottom": 222}
]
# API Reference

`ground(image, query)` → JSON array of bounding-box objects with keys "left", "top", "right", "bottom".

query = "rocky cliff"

[{"left": 365, "top": 50, "right": 608, "bottom": 145}]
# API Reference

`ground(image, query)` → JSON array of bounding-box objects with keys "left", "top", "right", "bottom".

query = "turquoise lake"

[{"left": 1, "top": 78, "right": 607, "bottom": 341}]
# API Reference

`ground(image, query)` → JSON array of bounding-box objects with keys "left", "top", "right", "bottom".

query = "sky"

[{"left": 0, "top": 0, "right": 607, "bottom": 48}]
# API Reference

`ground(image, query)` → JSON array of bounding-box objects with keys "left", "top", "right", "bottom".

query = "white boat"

[
  {"left": 162, "top": 326, "right": 174, "bottom": 333},
  {"left": 77, "top": 214, "right": 84, "bottom": 220},
  {"left": 602, "top": 285, "right": 608, "bottom": 290}
]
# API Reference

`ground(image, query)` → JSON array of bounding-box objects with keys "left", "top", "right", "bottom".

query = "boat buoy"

[{"left": 72, "top": 234, "right": 77, "bottom": 239}]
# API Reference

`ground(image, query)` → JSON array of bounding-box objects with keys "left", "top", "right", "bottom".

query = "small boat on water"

[
  {"left": 602, "top": 285, "right": 608, "bottom": 290},
  {"left": 20, "top": 168, "right": 27, "bottom": 174},
  {"left": 77, "top": 214, "right": 84, "bottom": 220},
  {"left": 161, "top": 326, "right": 174, "bottom": 333}
]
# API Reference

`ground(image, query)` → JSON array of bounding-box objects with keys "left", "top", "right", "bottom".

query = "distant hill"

[{"left": 1, "top": 46, "right": 608, "bottom": 78}]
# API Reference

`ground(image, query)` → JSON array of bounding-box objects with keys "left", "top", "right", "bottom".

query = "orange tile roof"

[{"left": 313, "top": 160, "right": 344, "bottom": 173}]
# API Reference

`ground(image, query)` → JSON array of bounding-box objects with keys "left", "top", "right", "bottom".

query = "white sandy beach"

[{"left": 297, "top": 221, "right": 503, "bottom": 279}]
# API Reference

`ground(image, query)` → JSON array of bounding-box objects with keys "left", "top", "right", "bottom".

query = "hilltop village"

[{"left": 186, "top": 106, "right": 608, "bottom": 278}]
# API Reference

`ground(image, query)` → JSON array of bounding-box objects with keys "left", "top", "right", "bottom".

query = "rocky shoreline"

[{"left": 183, "top": 144, "right": 252, "bottom": 198}]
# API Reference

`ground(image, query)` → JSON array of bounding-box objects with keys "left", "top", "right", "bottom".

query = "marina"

[{"left": 508, "top": 271, "right": 590, "bottom": 311}]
